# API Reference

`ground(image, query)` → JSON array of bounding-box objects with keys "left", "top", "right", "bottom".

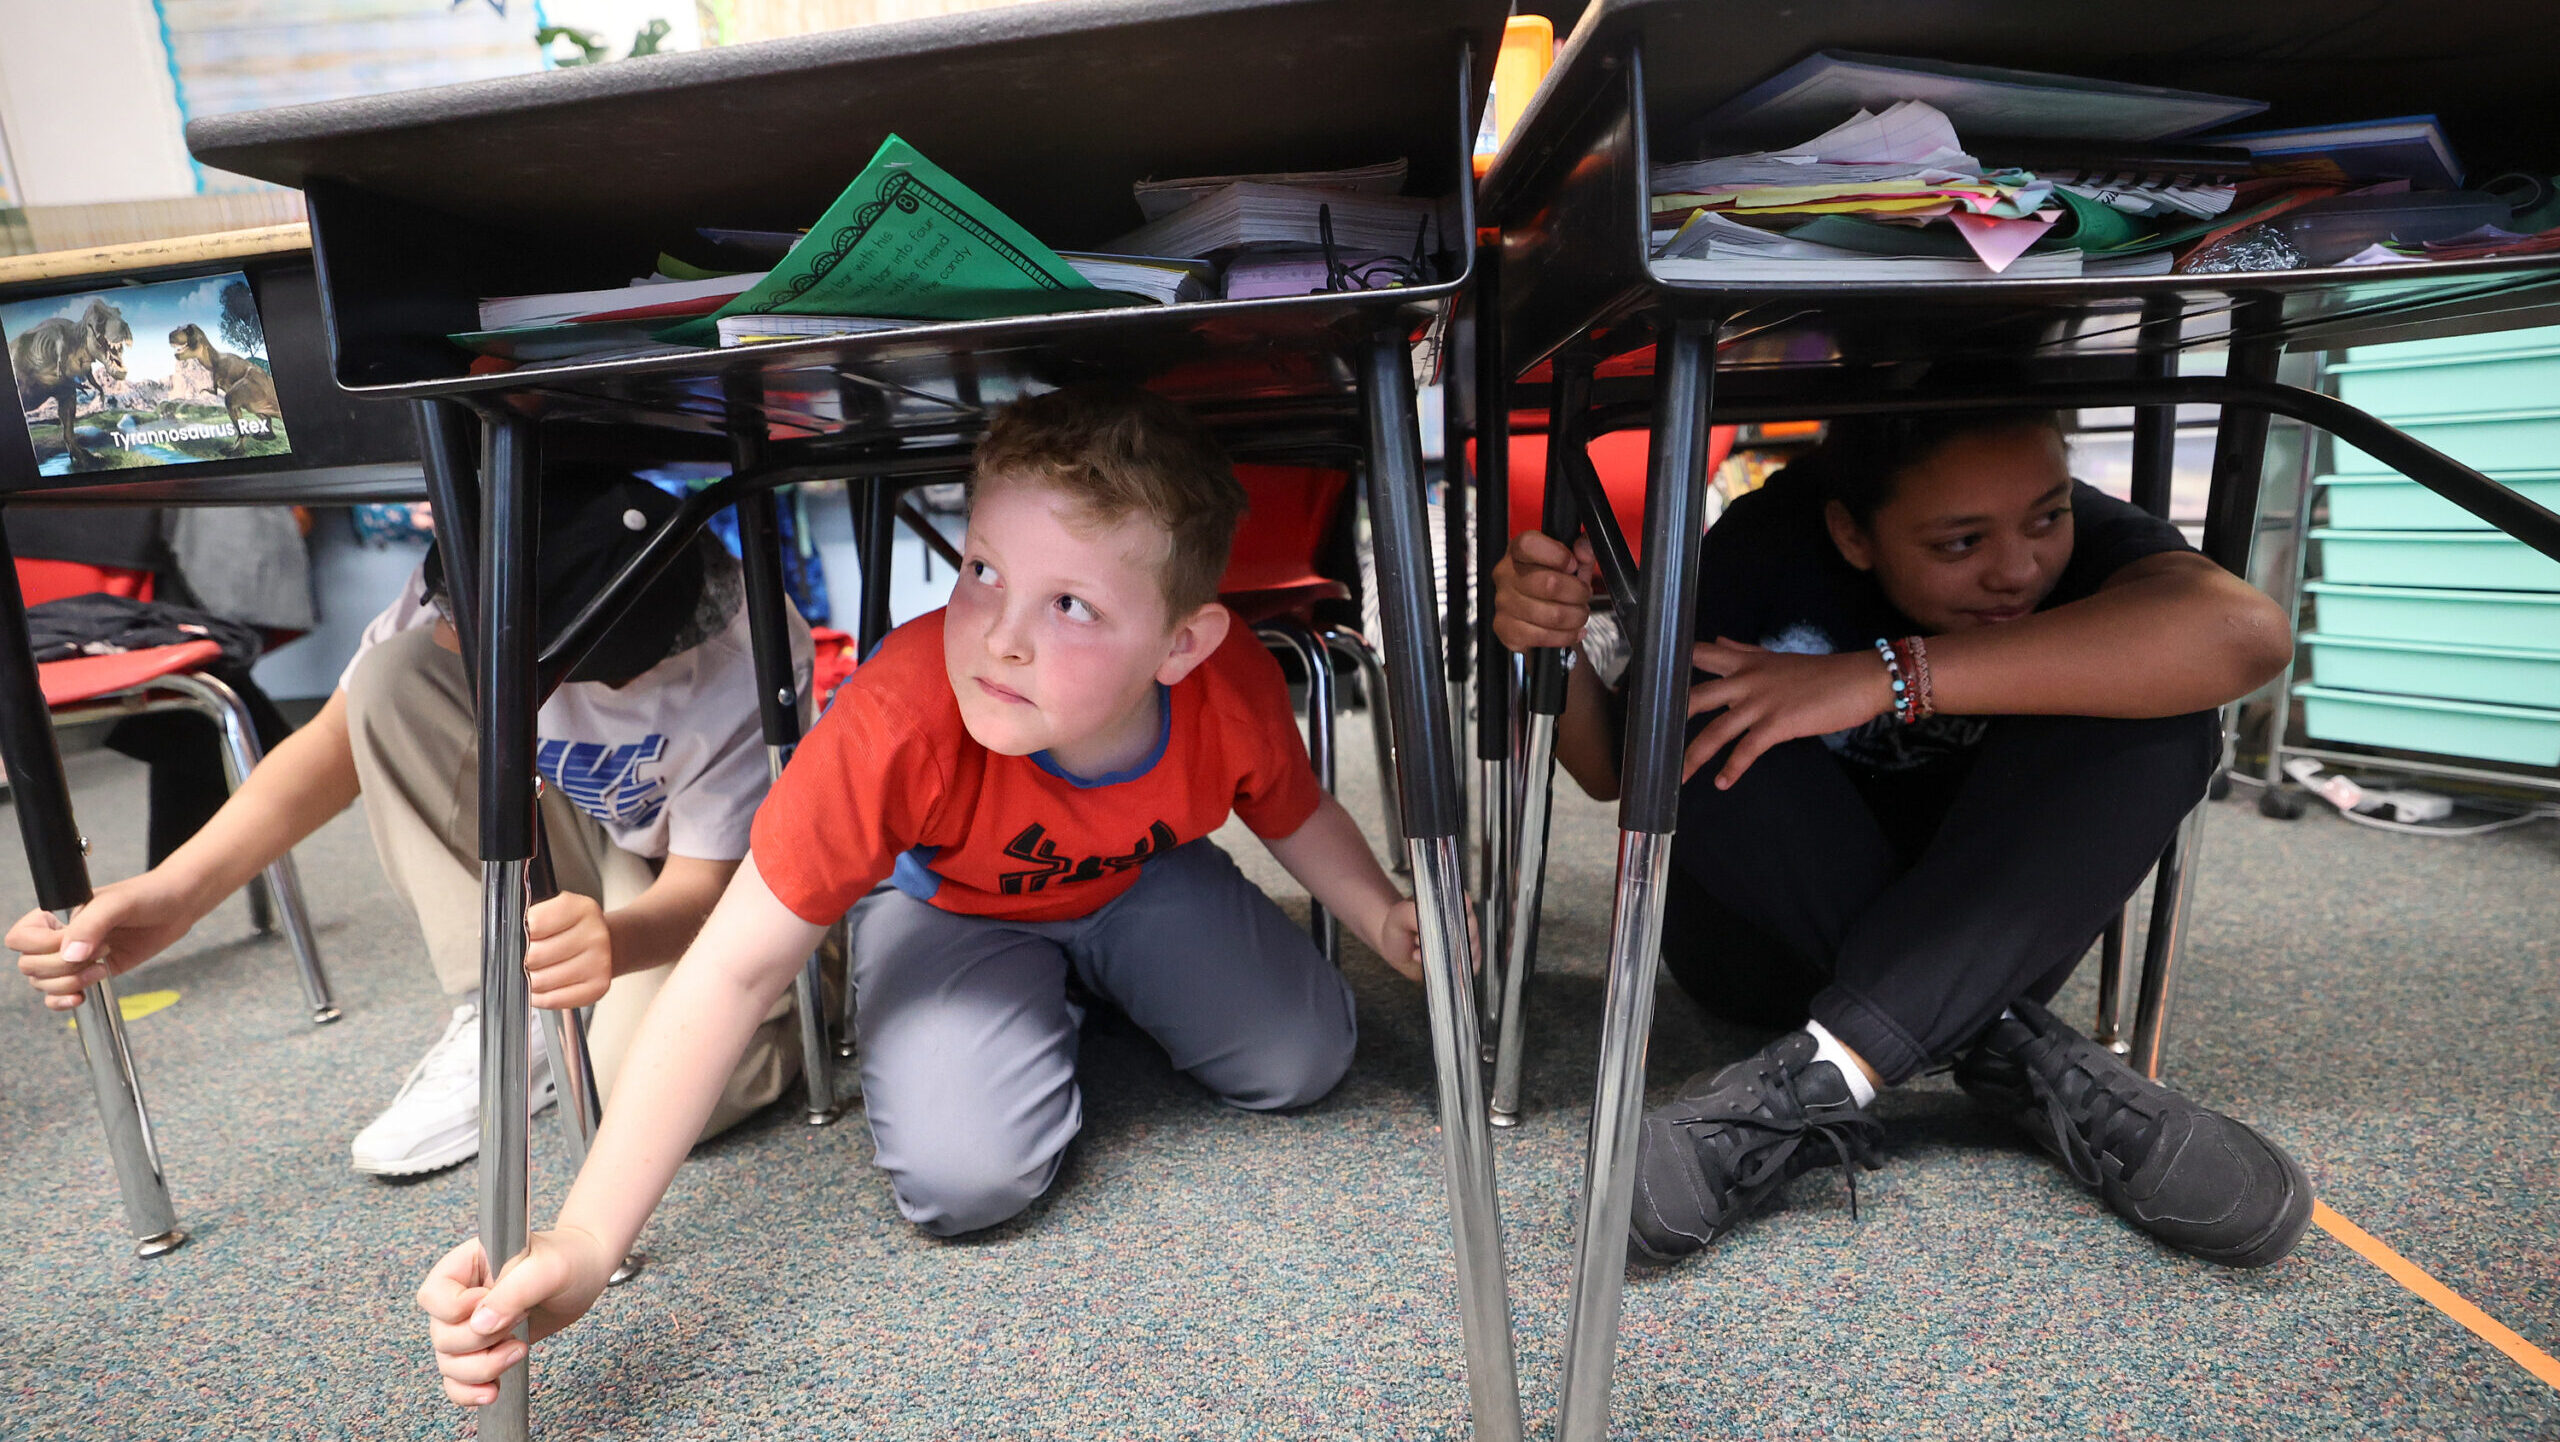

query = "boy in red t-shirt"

[{"left": 420, "top": 385, "right": 1422, "bottom": 1404}]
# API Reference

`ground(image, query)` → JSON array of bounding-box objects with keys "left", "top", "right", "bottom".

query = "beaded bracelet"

[
  {"left": 1872, "top": 637, "right": 1913, "bottom": 725},
  {"left": 1899, "top": 635, "right": 1936, "bottom": 723}
]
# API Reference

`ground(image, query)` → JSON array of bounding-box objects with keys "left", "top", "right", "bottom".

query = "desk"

[
  {"left": 187, "top": 4, "right": 1524, "bottom": 1439},
  {"left": 0, "top": 228, "right": 426, "bottom": 1257},
  {"left": 1479, "top": 4, "right": 2560, "bottom": 1437}
]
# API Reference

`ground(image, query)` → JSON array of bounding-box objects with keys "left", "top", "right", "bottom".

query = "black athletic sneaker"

[
  {"left": 1628, "top": 1031, "right": 1886, "bottom": 1262},
  {"left": 1952, "top": 999, "right": 2313, "bottom": 1268}
]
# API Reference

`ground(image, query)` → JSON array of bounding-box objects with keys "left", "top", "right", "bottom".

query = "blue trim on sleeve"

[{"left": 1031, "top": 685, "right": 1171, "bottom": 788}]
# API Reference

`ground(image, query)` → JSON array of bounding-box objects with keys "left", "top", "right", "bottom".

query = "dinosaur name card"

[{"left": 4, "top": 270, "right": 291, "bottom": 476}]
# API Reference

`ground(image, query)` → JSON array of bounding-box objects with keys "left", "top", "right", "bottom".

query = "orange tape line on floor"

[{"left": 2313, "top": 1200, "right": 2560, "bottom": 1392}]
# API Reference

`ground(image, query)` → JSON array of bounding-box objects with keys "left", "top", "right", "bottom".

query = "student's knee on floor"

[
  {"left": 1200, "top": 1009, "right": 1355, "bottom": 1112},
  {"left": 891, "top": 1147, "right": 1061, "bottom": 1237}
]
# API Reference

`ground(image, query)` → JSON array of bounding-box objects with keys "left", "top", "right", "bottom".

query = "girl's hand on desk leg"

[
  {"left": 1490, "top": 531, "right": 1599, "bottom": 653},
  {"left": 1681, "top": 640, "right": 1895, "bottom": 790}
]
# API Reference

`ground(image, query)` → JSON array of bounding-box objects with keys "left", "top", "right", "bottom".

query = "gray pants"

[{"left": 847, "top": 839, "right": 1356, "bottom": 1236}]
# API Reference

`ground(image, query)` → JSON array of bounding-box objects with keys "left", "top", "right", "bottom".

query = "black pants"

[{"left": 1662, "top": 711, "right": 2219, "bottom": 1086}]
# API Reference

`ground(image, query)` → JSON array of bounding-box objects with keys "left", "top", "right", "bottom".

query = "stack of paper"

[
  {"left": 1108, "top": 183, "right": 1443, "bottom": 261},
  {"left": 1132, "top": 161, "right": 1407, "bottom": 222},
  {"left": 1054, "top": 253, "right": 1218, "bottom": 304},
  {"left": 1650, "top": 102, "right": 2065, "bottom": 275},
  {"left": 715, "top": 314, "right": 910, "bottom": 346},
  {"left": 477, "top": 271, "right": 758, "bottom": 330},
  {"left": 1654, "top": 210, "right": 2083, "bottom": 282}
]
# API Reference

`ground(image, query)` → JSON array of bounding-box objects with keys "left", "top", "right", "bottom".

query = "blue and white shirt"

[{"left": 343, "top": 564, "right": 812, "bottom": 861}]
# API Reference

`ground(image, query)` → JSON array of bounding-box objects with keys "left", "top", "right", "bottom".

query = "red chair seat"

[
  {"left": 1469, "top": 426, "right": 1737, "bottom": 566},
  {"left": 38, "top": 641, "right": 225, "bottom": 708},
  {"left": 1218, "top": 463, "right": 1353, "bottom": 624}
]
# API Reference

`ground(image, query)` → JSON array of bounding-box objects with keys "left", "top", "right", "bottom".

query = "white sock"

[{"left": 1804, "top": 1019, "right": 1880, "bottom": 1107}]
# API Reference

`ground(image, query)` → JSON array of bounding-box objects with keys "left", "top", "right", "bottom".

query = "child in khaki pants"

[{"left": 13, "top": 465, "right": 806, "bottom": 1173}]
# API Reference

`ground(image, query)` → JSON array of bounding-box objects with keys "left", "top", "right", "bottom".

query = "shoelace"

[
  {"left": 2032, "top": 1046, "right": 2163, "bottom": 1191},
  {"left": 393, "top": 1004, "right": 484, "bottom": 1102},
  {"left": 1668, "top": 1071, "right": 1885, "bottom": 1221}
]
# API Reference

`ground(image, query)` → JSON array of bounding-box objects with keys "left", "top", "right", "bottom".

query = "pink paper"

[{"left": 1947, "top": 211, "right": 2059, "bottom": 274}]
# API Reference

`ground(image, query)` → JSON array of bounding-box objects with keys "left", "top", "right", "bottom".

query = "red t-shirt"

[{"left": 753, "top": 608, "right": 1326, "bottom": 925}]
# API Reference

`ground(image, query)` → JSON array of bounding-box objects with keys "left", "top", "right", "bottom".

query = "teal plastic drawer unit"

[
  {"left": 2329, "top": 410, "right": 2560, "bottom": 476},
  {"left": 2331, "top": 348, "right": 2560, "bottom": 420},
  {"left": 2318, "top": 473, "right": 2560, "bottom": 530},
  {"left": 2294, "top": 684, "right": 2560, "bottom": 766},
  {"left": 2311, "top": 530, "right": 2560, "bottom": 591},
  {"left": 2304, "top": 583, "right": 2560, "bottom": 647},
  {"left": 2303, "top": 634, "right": 2560, "bottom": 708},
  {"left": 2344, "top": 326, "right": 2560, "bottom": 365}
]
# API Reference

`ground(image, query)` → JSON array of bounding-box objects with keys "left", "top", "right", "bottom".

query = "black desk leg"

[
  {"left": 1357, "top": 331, "right": 1524, "bottom": 1442},
  {"left": 1556, "top": 319, "right": 1719, "bottom": 1442},
  {"left": 473, "top": 414, "right": 540, "bottom": 1442},
  {"left": 2098, "top": 319, "right": 2183, "bottom": 1054},
  {"left": 2131, "top": 313, "right": 2283, "bottom": 1082},
  {"left": 731, "top": 477, "right": 842, "bottom": 1126},
  {"left": 0, "top": 509, "right": 186, "bottom": 1257},
  {"left": 856, "top": 477, "right": 897, "bottom": 658},
  {"left": 1471, "top": 250, "right": 1514, "bottom": 1054},
  {"left": 1490, "top": 354, "right": 1590, "bottom": 1128},
  {"left": 1474, "top": 248, "right": 1505, "bottom": 1065}
]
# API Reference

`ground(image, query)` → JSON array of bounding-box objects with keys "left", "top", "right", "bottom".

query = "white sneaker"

[{"left": 350, "top": 996, "right": 557, "bottom": 1176}]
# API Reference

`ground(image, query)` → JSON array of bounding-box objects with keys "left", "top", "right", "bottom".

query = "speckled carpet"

[{"left": 3, "top": 727, "right": 2553, "bottom": 1440}]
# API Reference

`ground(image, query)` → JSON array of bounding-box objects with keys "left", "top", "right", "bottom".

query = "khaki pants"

[{"left": 343, "top": 624, "right": 798, "bottom": 1140}]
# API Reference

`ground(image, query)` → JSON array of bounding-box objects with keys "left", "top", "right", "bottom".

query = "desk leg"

[
  {"left": 2130, "top": 323, "right": 2280, "bottom": 1082},
  {"left": 1470, "top": 250, "right": 1513, "bottom": 1064},
  {"left": 472, "top": 416, "right": 540, "bottom": 1442},
  {"left": 1492, "top": 354, "right": 1591, "bottom": 1127},
  {"left": 0, "top": 511, "right": 187, "bottom": 1256},
  {"left": 734, "top": 481, "right": 842, "bottom": 1125},
  {"left": 1555, "top": 321, "right": 1719, "bottom": 1442},
  {"left": 1358, "top": 332, "right": 1523, "bottom": 1442}
]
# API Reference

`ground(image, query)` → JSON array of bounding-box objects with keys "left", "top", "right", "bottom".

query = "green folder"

[{"left": 660, "top": 134, "right": 1110, "bottom": 345}]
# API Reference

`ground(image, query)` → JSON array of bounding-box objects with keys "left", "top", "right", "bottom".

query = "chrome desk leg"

[
  {"left": 534, "top": 1004, "right": 642, "bottom": 1285},
  {"left": 1260, "top": 619, "right": 1340, "bottom": 964},
  {"left": 1493, "top": 353, "right": 1592, "bottom": 1127},
  {"left": 472, "top": 417, "right": 540, "bottom": 1442},
  {"left": 1556, "top": 321, "right": 1719, "bottom": 1442},
  {"left": 1359, "top": 331, "right": 1522, "bottom": 1442},
  {"left": 72, "top": 960, "right": 186, "bottom": 1256},
  {"left": 1489, "top": 714, "right": 1554, "bottom": 1128},
  {"left": 0, "top": 513, "right": 185, "bottom": 1256},
  {"left": 734, "top": 478, "right": 842, "bottom": 1126},
  {"left": 162, "top": 671, "right": 340, "bottom": 1025}
]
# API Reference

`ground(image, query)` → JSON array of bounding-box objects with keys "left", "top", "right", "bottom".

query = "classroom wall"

[
  {"left": 719, "top": 0, "right": 1061, "bottom": 44},
  {"left": 0, "top": 0, "right": 196, "bottom": 206}
]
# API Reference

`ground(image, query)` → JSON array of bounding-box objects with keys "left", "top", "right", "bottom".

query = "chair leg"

[
  {"left": 160, "top": 671, "right": 340, "bottom": 1025},
  {"left": 2131, "top": 787, "right": 2212, "bottom": 1082},
  {"left": 2093, "top": 908, "right": 2130, "bottom": 1054},
  {"left": 1322, "top": 627, "right": 1406, "bottom": 870},
  {"left": 1259, "top": 619, "right": 1338, "bottom": 966},
  {"left": 246, "top": 874, "right": 275, "bottom": 934}
]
